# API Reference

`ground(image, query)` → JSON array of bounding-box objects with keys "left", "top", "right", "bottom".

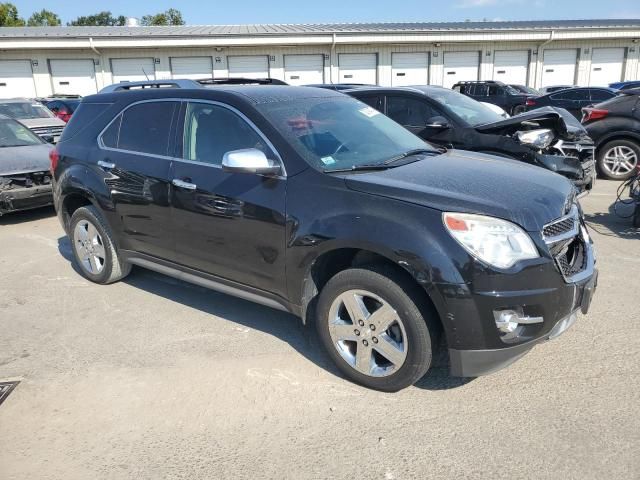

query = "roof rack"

[
  {"left": 196, "top": 77, "right": 288, "bottom": 86},
  {"left": 99, "top": 79, "right": 203, "bottom": 93},
  {"left": 453, "top": 80, "right": 505, "bottom": 85}
]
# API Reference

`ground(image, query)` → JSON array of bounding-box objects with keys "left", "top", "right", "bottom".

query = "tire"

[
  {"left": 315, "top": 266, "right": 437, "bottom": 392},
  {"left": 597, "top": 139, "right": 640, "bottom": 180},
  {"left": 69, "top": 205, "right": 131, "bottom": 284}
]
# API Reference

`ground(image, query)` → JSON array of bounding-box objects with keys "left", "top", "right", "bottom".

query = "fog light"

[{"left": 494, "top": 309, "right": 544, "bottom": 334}]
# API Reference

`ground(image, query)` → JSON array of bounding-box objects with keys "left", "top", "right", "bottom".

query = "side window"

[
  {"left": 47, "top": 101, "right": 61, "bottom": 113},
  {"left": 358, "top": 95, "right": 383, "bottom": 111},
  {"left": 551, "top": 90, "right": 585, "bottom": 101},
  {"left": 182, "top": 102, "right": 272, "bottom": 165},
  {"left": 590, "top": 89, "right": 614, "bottom": 102},
  {"left": 101, "top": 115, "right": 121, "bottom": 148},
  {"left": 488, "top": 85, "right": 502, "bottom": 96},
  {"left": 117, "top": 101, "right": 178, "bottom": 156},
  {"left": 386, "top": 96, "right": 438, "bottom": 127}
]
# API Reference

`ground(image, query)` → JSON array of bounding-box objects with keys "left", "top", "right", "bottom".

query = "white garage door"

[
  {"left": 284, "top": 55, "right": 324, "bottom": 85},
  {"left": 443, "top": 52, "right": 480, "bottom": 88},
  {"left": 0, "top": 60, "right": 36, "bottom": 98},
  {"left": 227, "top": 56, "right": 269, "bottom": 78},
  {"left": 111, "top": 58, "right": 156, "bottom": 84},
  {"left": 49, "top": 59, "right": 98, "bottom": 96},
  {"left": 171, "top": 57, "right": 213, "bottom": 80},
  {"left": 392, "top": 52, "right": 429, "bottom": 86},
  {"left": 338, "top": 54, "right": 377, "bottom": 84},
  {"left": 541, "top": 49, "right": 577, "bottom": 87},
  {"left": 493, "top": 50, "right": 529, "bottom": 86},
  {"left": 589, "top": 48, "right": 625, "bottom": 86}
]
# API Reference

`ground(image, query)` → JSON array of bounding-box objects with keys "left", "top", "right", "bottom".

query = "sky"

[{"left": 10, "top": 0, "right": 640, "bottom": 25}]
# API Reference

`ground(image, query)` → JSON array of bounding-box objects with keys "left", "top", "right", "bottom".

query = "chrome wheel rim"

[
  {"left": 73, "top": 220, "right": 106, "bottom": 275},
  {"left": 602, "top": 146, "right": 638, "bottom": 176},
  {"left": 328, "top": 289, "right": 408, "bottom": 377}
]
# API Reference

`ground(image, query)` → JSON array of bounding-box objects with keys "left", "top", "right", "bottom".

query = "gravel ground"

[{"left": 0, "top": 179, "right": 638, "bottom": 480}]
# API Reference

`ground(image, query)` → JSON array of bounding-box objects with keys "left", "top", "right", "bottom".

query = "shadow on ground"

[
  {"left": 0, "top": 206, "right": 55, "bottom": 226},
  {"left": 584, "top": 200, "right": 639, "bottom": 239},
  {"left": 57, "top": 235, "right": 471, "bottom": 392}
]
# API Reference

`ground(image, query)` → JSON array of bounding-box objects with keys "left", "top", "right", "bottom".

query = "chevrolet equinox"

[{"left": 51, "top": 81, "right": 597, "bottom": 391}]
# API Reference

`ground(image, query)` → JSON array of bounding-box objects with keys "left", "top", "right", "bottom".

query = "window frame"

[
  {"left": 172, "top": 99, "right": 286, "bottom": 177},
  {"left": 97, "top": 98, "right": 180, "bottom": 160}
]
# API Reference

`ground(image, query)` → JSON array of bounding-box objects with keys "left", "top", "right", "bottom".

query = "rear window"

[{"left": 59, "top": 103, "right": 112, "bottom": 142}]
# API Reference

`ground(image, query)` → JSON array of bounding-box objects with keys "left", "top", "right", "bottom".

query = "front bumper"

[{"left": 0, "top": 184, "right": 53, "bottom": 215}]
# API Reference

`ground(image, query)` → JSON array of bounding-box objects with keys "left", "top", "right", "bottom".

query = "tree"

[
  {"left": 68, "top": 11, "right": 126, "bottom": 26},
  {"left": 140, "top": 8, "right": 184, "bottom": 26},
  {"left": 0, "top": 2, "right": 25, "bottom": 26},
  {"left": 27, "top": 9, "right": 61, "bottom": 26}
]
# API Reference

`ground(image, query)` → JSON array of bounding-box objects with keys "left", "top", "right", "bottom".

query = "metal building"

[{"left": 0, "top": 19, "right": 639, "bottom": 97}]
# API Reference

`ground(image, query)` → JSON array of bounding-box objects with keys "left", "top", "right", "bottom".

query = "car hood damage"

[
  {"left": 343, "top": 149, "right": 574, "bottom": 232},
  {"left": 0, "top": 144, "right": 52, "bottom": 176}
]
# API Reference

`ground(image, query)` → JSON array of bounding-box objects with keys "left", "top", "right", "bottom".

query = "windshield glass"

[
  {"left": 427, "top": 89, "right": 504, "bottom": 126},
  {"left": 0, "top": 119, "right": 43, "bottom": 147},
  {"left": 0, "top": 102, "right": 54, "bottom": 119},
  {"left": 256, "top": 96, "right": 436, "bottom": 170}
]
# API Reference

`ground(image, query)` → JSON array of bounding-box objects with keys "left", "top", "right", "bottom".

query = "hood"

[
  {"left": 343, "top": 149, "right": 574, "bottom": 232},
  {"left": 475, "top": 106, "right": 589, "bottom": 141},
  {"left": 19, "top": 117, "right": 66, "bottom": 129},
  {"left": 0, "top": 143, "right": 53, "bottom": 176}
]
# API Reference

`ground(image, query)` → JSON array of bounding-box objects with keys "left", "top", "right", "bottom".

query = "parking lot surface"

[{"left": 1, "top": 179, "right": 639, "bottom": 480}]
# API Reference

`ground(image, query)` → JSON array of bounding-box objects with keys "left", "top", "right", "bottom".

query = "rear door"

[
  {"left": 169, "top": 100, "right": 287, "bottom": 296},
  {"left": 98, "top": 100, "right": 178, "bottom": 260},
  {"left": 548, "top": 89, "right": 588, "bottom": 118},
  {"left": 485, "top": 84, "right": 508, "bottom": 110}
]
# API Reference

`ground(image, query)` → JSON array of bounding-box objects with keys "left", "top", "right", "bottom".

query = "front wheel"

[
  {"left": 315, "top": 266, "right": 437, "bottom": 392},
  {"left": 597, "top": 139, "right": 640, "bottom": 180}
]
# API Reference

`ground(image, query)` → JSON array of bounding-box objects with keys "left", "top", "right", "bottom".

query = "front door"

[
  {"left": 97, "top": 100, "right": 179, "bottom": 261},
  {"left": 169, "top": 101, "right": 287, "bottom": 297}
]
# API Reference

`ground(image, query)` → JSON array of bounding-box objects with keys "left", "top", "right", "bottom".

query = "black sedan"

[
  {"left": 525, "top": 87, "right": 618, "bottom": 119},
  {"left": 582, "top": 88, "right": 640, "bottom": 180},
  {"left": 345, "top": 86, "right": 596, "bottom": 194}
]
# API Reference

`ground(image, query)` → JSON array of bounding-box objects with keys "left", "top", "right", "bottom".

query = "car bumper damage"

[{"left": 0, "top": 172, "right": 53, "bottom": 215}]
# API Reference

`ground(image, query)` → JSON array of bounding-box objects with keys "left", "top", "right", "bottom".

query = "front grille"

[
  {"left": 543, "top": 217, "right": 575, "bottom": 238},
  {"left": 551, "top": 140, "right": 595, "bottom": 164},
  {"left": 29, "top": 125, "right": 64, "bottom": 137},
  {"left": 543, "top": 204, "right": 592, "bottom": 282}
]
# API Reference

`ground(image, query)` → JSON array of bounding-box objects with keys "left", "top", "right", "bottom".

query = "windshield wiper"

[{"left": 383, "top": 148, "right": 438, "bottom": 165}]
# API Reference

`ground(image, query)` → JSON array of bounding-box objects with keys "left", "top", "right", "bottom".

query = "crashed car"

[
  {"left": 0, "top": 115, "right": 54, "bottom": 215},
  {"left": 345, "top": 86, "right": 596, "bottom": 195}
]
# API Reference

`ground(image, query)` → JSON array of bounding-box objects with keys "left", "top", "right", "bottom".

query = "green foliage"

[
  {"left": 0, "top": 2, "right": 25, "bottom": 26},
  {"left": 140, "top": 8, "right": 185, "bottom": 26},
  {"left": 68, "top": 11, "right": 127, "bottom": 26},
  {"left": 27, "top": 9, "right": 61, "bottom": 27}
]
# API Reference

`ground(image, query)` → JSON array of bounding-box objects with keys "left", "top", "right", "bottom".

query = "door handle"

[
  {"left": 172, "top": 179, "right": 197, "bottom": 190},
  {"left": 97, "top": 160, "right": 115, "bottom": 170}
]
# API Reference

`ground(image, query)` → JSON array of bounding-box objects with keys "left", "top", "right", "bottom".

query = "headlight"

[
  {"left": 443, "top": 213, "right": 539, "bottom": 269},
  {"left": 515, "top": 128, "right": 554, "bottom": 149}
]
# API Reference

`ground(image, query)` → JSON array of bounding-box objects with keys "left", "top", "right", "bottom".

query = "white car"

[{"left": 0, "top": 98, "right": 65, "bottom": 143}]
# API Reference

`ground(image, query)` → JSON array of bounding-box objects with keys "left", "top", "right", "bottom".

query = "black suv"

[
  {"left": 582, "top": 88, "right": 640, "bottom": 180},
  {"left": 452, "top": 81, "right": 532, "bottom": 115},
  {"left": 347, "top": 86, "right": 596, "bottom": 195},
  {"left": 52, "top": 80, "right": 597, "bottom": 391}
]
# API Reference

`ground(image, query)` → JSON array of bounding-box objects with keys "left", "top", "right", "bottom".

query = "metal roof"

[{"left": 0, "top": 19, "right": 639, "bottom": 38}]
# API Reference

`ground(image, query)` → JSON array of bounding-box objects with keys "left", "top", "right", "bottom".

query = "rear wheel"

[
  {"left": 315, "top": 266, "right": 436, "bottom": 392},
  {"left": 69, "top": 205, "right": 131, "bottom": 284},
  {"left": 597, "top": 139, "right": 639, "bottom": 180}
]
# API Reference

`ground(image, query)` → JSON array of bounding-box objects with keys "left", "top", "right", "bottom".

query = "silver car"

[
  {"left": 0, "top": 98, "right": 65, "bottom": 143},
  {"left": 0, "top": 115, "right": 53, "bottom": 215}
]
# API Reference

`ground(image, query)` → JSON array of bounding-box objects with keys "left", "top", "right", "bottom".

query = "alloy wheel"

[
  {"left": 602, "top": 145, "right": 638, "bottom": 176},
  {"left": 327, "top": 289, "right": 408, "bottom": 377},
  {"left": 73, "top": 220, "right": 106, "bottom": 275}
]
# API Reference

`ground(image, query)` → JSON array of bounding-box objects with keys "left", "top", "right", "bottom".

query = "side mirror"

[
  {"left": 222, "top": 148, "right": 281, "bottom": 176},
  {"left": 41, "top": 135, "right": 56, "bottom": 144},
  {"left": 425, "top": 116, "right": 450, "bottom": 129}
]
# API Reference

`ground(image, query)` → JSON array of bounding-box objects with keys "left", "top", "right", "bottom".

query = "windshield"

[
  {"left": 0, "top": 102, "right": 54, "bottom": 119},
  {"left": 256, "top": 96, "right": 437, "bottom": 170},
  {"left": 427, "top": 89, "right": 503, "bottom": 126},
  {"left": 0, "top": 119, "right": 43, "bottom": 147}
]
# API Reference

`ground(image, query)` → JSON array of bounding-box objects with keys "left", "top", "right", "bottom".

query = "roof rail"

[
  {"left": 196, "top": 77, "right": 289, "bottom": 86},
  {"left": 99, "top": 79, "right": 203, "bottom": 93}
]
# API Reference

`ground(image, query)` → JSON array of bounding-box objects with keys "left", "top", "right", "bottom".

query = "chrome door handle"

[
  {"left": 97, "top": 160, "right": 115, "bottom": 170},
  {"left": 172, "top": 179, "right": 197, "bottom": 190}
]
